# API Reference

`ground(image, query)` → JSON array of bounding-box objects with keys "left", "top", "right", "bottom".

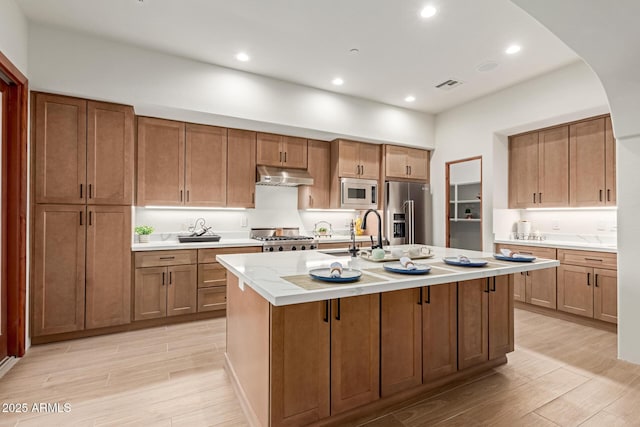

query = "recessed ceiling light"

[
  {"left": 476, "top": 60, "right": 499, "bottom": 72},
  {"left": 332, "top": 77, "right": 344, "bottom": 86},
  {"left": 349, "top": 48, "right": 360, "bottom": 54},
  {"left": 420, "top": 6, "right": 437, "bottom": 18},
  {"left": 505, "top": 45, "right": 521, "bottom": 55},
  {"left": 236, "top": 52, "right": 250, "bottom": 62},
  {"left": 405, "top": 95, "right": 416, "bottom": 102}
]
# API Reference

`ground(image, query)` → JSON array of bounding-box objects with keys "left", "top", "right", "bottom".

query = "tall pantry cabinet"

[{"left": 31, "top": 93, "right": 134, "bottom": 337}]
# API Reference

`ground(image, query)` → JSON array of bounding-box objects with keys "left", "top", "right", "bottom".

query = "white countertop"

[
  {"left": 132, "top": 238, "right": 263, "bottom": 252},
  {"left": 494, "top": 239, "right": 617, "bottom": 253},
  {"left": 217, "top": 245, "right": 559, "bottom": 306}
]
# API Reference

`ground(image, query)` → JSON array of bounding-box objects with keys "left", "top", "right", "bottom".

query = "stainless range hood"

[{"left": 256, "top": 165, "right": 314, "bottom": 186}]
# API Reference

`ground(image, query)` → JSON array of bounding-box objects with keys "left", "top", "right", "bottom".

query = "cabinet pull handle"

[
  {"left": 595, "top": 274, "right": 599, "bottom": 287},
  {"left": 89, "top": 184, "right": 93, "bottom": 199},
  {"left": 539, "top": 192, "right": 542, "bottom": 204},
  {"left": 587, "top": 272, "right": 591, "bottom": 286},
  {"left": 418, "top": 287, "right": 423, "bottom": 305},
  {"left": 533, "top": 193, "right": 536, "bottom": 203},
  {"left": 335, "top": 298, "right": 341, "bottom": 320},
  {"left": 607, "top": 189, "right": 611, "bottom": 201},
  {"left": 425, "top": 286, "right": 431, "bottom": 304},
  {"left": 159, "top": 256, "right": 175, "bottom": 260},
  {"left": 162, "top": 272, "right": 165, "bottom": 286},
  {"left": 80, "top": 184, "right": 83, "bottom": 199},
  {"left": 284, "top": 152, "right": 287, "bottom": 163},
  {"left": 585, "top": 258, "right": 603, "bottom": 262},
  {"left": 484, "top": 280, "right": 490, "bottom": 293},
  {"left": 406, "top": 165, "right": 409, "bottom": 175},
  {"left": 599, "top": 189, "right": 603, "bottom": 202},
  {"left": 79, "top": 211, "right": 83, "bottom": 226},
  {"left": 526, "top": 271, "right": 530, "bottom": 276},
  {"left": 409, "top": 165, "right": 412, "bottom": 175},
  {"left": 169, "top": 271, "right": 173, "bottom": 285},
  {"left": 89, "top": 210, "right": 92, "bottom": 226},
  {"left": 180, "top": 190, "right": 183, "bottom": 201},
  {"left": 361, "top": 165, "right": 364, "bottom": 175},
  {"left": 324, "top": 301, "right": 329, "bottom": 323},
  {"left": 187, "top": 190, "right": 190, "bottom": 202},
  {"left": 491, "top": 279, "right": 497, "bottom": 292}
]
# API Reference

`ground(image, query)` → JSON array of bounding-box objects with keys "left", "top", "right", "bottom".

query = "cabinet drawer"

[
  {"left": 495, "top": 244, "right": 556, "bottom": 259},
  {"left": 198, "top": 246, "right": 262, "bottom": 263},
  {"left": 558, "top": 249, "right": 617, "bottom": 269},
  {"left": 134, "top": 250, "right": 197, "bottom": 268},
  {"left": 198, "top": 263, "right": 226, "bottom": 288},
  {"left": 198, "top": 287, "right": 226, "bottom": 312}
]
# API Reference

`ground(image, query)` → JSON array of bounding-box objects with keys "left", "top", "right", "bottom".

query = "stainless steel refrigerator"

[{"left": 384, "top": 181, "right": 433, "bottom": 246}]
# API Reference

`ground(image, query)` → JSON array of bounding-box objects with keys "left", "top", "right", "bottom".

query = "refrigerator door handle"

[{"left": 403, "top": 200, "right": 415, "bottom": 244}]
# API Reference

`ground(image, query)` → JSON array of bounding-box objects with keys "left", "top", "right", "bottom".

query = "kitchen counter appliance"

[
  {"left": 385, "top": 181, "right": 433, "bottom": 246},
  {"left": 341, "top": 178, "right": 378, "bottom": 209},
  {"left": 251, "top": 227, "right": 318, "bottom": 252}
]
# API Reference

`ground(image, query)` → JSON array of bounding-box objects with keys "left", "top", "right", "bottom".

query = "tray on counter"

[{"left": 178, "top": 234, "right": 222, "bottom": 243}]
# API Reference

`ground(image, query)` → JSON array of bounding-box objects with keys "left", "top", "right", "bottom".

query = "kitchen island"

[{"left": 217, "top": 246, "right": 559, "bottom": 427}]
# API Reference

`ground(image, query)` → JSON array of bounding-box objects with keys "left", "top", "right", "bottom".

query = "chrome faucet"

[
  {"left": 362, "top": 209, "right": 383, "bottom": 249},
  {"left": 348, "top": 220, "right": 358, "bottom": 257}
]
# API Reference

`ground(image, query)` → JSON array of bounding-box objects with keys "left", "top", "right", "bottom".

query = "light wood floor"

[{"left": 1, "top": 310, "right": 639, "bottom": 426}]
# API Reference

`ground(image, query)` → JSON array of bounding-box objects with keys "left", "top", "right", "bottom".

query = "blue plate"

[
  {"left": 383, "top": 262, "right": 431, "bottom": 275},
  {"left": 493, "top": 254, "right": 536, "bottom": 262},
  {"left": 442, "top": 257, "right": 488, "bottom": 267},
  {"left": 309, "top": 268, "right": 362, "bottom": 283}
]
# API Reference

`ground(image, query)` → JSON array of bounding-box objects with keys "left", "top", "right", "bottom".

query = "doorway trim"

[
  {"left": 445, "top": 156, "right": 483, "bottom": 249},
  {"left": 0, "top": 50, "right": 28, "bottom": 357}
]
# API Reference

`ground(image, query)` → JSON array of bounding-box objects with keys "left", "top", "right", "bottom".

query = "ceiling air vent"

[{"left": 435, "top": 79, "right": 464, "bottom": 91}]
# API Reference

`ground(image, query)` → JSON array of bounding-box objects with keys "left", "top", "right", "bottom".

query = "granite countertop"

[
  {"left": 494, "top": 239, "right": 617, "bottom": 253},
  {"left": 217, "top": 245, "right": 559, "bottom": 306},
  {"left": 131, "top": 238, "right": 263, "bottom": 252}
]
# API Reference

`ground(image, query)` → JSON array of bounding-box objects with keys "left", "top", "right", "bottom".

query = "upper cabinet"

[
  {"left": 228, "top": 129, "right": 257, "bottom": 208},
  {"left": 34, "top": 93, "right": 134, "bottom": 205},
  {"left": 298, "top": 139, "right": 330, "bottom": 209},
  {"left": 570, "top": 117, "right": 616, "bottom": 206},
  {"left": 384, "top": 145, "right": 430, "bottom": 182},
  {"left": 257, "top": 133, "right": 308, "bottom": 169},
  {"left": 332, "top": 139, "right": 380, "bottom": 180},
  {"left": 185, "top": 124, "right": 227, "bottom": 207},
  {"left": 509, "top": 126, "right": 569, "bottom": 208},
  {"left": 509, "top": 115, "right": 615, "bottom": 208}
]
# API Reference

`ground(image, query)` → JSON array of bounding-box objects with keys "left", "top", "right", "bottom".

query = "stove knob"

[
  {"left": 278, "top": 246, "right": 284, "bottom": 251},
  {"left": 310, "top": 244, "right": 316, "bottom": 250},
  {"left": 292, "top": 246, "right": 297, "bottom": 251},
  {"left": 301, "top": 245, "right": 306, "bottom": 250},
  {"left": 268, "top": 247, "right": 274, "bottom": 252}
]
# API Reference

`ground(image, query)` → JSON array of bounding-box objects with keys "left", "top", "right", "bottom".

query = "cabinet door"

[
  {"left": 167, "top": 264, "right": 197, "bottom": 316},
  {"left": 407, "top": 148, "right": 429, "bottom": 181},
  {"left": 32, "top": 205, "right": 86, "bottom": 336},
  {"left": 185, "top": 124, "right": 227, "bottom": 206},
  {"left": 331, "top": 294, "right": 380, "bottom": 414},
  {"left": 594, "top": 268, "right": 617, "bottom": 323},
  {"left": 134, "top": 267, "right": 167, "bottom": 320},
  {"left": 256, "top": 133, "right": 283, "bottom": 167},
  {"left": 198, "top": 262, "right": 227, "bottom": 288},
  {"left": 557, "top": 265, "right": 594, "bottom": 318},
  {"left": 384, "top": 146, "right": 409, "bottom": 179},
  {"left": 512, "top": 272, "right": 526, "bottom": 302},
  {"left": 359, "top": 142, "right": 381, "bottom": 180},
  {"left": 227, "top": 129, "right": 256, "bottom": 208},
  {"left": 423, "top": 283, "right": 457, "bottom": 382},
  {"left": 489, "top": 276, "right": 514, "bottom": 360},
  {"left": 570, "top": 118, "right": 606, "bottom": 206},
  {"left": 34, "top": 93, "right": 87, "bottom": 204},
  {"left": 87, "top": 101, "right": 134, "bottom": 205},
  {"left": 337, "top": 140, "right": 360, "bottom": 178},
  {"left": 282, "top": 136, "right": 307, "bottom": 169},
  {"left": 508, "top": 132, "right": 539, "bottom": 208},
  {"left": 271, "top": 301, "right": 330, "bottom": 426},
  {"left": 538, "top": 126, "right": 569, "bottom": 207},
  {"left": 528, "top": 267, "right": 557, "bottom": 309},
  {"left": 85, "top": 205, "right": 131, "bottom": 329},
  {"left": 457, "top": 279, "right": 489, "bottom": 370},
  {"left": 605, "top": 117, "right": 616, "bottom": 205},
  {"left": 197, "top": 287, "right": 226, "bottom": 312},
  {"left": 380, "top": 289, "right": 422, "bottom": 396},
  {"left": 298, "top": 140, "right": 330, "bottom": 209},
  {"left": 137, "top": 118, "right": 185, "bottom": 206}
]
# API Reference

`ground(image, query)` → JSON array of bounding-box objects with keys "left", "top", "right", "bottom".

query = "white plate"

[
  {"left": 383, "top": 262, "right": 431, "bottom": 274},
  {"left": 442, "top": 257, "right": 488, "bottom": 267},
  {"left": 308, "top": 268, "right": 362, "bottom": 283}
]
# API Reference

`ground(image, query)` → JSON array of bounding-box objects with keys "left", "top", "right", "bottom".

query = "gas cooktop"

[{"left": 251, "top": 227, "right": 317, "bottom": 252}]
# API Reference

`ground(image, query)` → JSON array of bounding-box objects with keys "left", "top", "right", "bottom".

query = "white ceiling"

[{"left": 16, "top": 0, "right": 579, "bottom": 114}]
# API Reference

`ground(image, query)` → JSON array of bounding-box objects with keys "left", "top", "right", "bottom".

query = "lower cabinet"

[
  {"left": 458, "top": 277, "right": 513, "bottom": 370},
  {"left": 134, "top": 264, "right": 197, "bottom": 320},
  {"left": 423, "top": 283, "right": 458, "bottom": 381}
]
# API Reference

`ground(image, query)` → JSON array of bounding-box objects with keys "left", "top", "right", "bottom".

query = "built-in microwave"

[{"left": 340, "top": 178, "right": 378, "bottom": 209}]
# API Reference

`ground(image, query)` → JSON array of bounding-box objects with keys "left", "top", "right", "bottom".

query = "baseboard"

[{"left": 0, "top": 357, "right": 19, "bottom": 379}]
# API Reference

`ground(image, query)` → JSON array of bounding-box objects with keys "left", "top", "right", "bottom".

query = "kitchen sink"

[{"left": 319, "top": 250, "right": 355, "bottom": 257}]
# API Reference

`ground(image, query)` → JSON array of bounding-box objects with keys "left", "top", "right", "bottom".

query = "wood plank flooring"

[{"left": 0, "top": 309, "right": 638, "bottom": 426}]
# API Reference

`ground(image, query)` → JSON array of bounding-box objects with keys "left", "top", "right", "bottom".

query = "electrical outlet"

[
  {"left": 240, "top": 215, "right": 248, "bottom": 228},
  {"left": 552, "top": 221, "right": 560, "bottom": 231}
]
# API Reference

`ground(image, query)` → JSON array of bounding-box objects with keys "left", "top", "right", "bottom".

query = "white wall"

[
  {"left": 432, "top": 61, "right": 609, "bottom": 250},
  {"left": 27, "top": 24, "right": 434, "bottom": 148},
  {"left": 0, "top": 0, "right": 28, "bottom": 74}
]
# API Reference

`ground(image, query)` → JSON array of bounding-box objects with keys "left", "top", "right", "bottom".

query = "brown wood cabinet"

[
  {"left": 509, "top": 126, "right": 569, "bottom": 208},
  {"left": 557, "top": 249, "right": 617, "bottom": 323},
  {"left": 85, "top": 205, "right": 132, "bottom": 329},
  {"left": 423, "top": 283, "right": 458, "bottom": 382},
  {"left": 458, "top": 277, "right": 513, "bottom": 370},
  {"left": 332, "top": 139, "right": 380, "bottom": 180},
  {"left": 166, "top": 265, "right": 198, "bottom": 317},
  {"left": 331, "top": 294, "right": 380, "bottom": 414},
  {"left": 227, "top": 129, "right": 257, "bottom": 208},
  {"left": 298, "top": 139, "right": 330, "bottom": 209},
  {"left": 270, "top": 301, "right": 330, "bottom": 426},
  {"left": 134, "top": 267, "right": 167, "bottom": 320},
  {"left": 495, "top": 244, "right": 557, "bottom": 309},
  {"left": 257, "top": 133, "right": 308, "bottom": 169},
  {"left": 34, "top": 93, "right": 134, "bottom": 205},
  {"left": 384, "top": 145, "right": 430, "bottom": 182},
  {"left": 570, "top": 117, "right": 616, "bottom": 206},
  {"left": 185, "top": 124, "right": 227, "bottom": 206}
]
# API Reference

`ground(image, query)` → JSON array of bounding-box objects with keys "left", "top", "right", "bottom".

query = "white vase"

[{"left": 138, "top": 234, "right": 150, "bottom": 243}]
